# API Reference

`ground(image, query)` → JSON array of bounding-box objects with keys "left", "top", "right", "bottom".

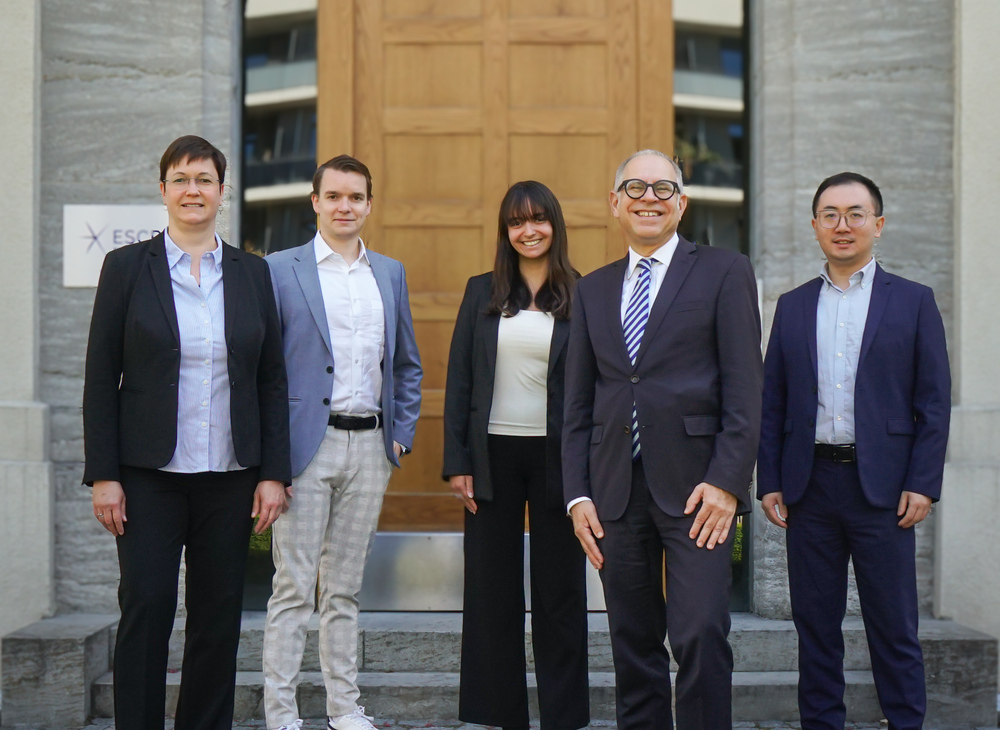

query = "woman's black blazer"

[
  {"left": 82, "top": 233, "right": 291, "bottom": 485},
  {"left": 442, "top": 272, "right": 570, "bottom": 507}
]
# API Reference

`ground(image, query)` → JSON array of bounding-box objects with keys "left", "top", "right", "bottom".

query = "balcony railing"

[
  {"left": 244, "top": 157, "right": 315, "bottom": 189},
  {"left": 674, "top": 69, "right": 743, "bottom": 100},
  {"left": 246, "top": 60, "right": 317, "bottom": 94},
  {"left": 684, "top": 159, "right": 743, "bottom": 189}
]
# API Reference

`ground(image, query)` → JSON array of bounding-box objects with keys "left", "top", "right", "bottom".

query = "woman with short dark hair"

[{"left": 83, "top": 135, "right": 291, "bottom": 730}]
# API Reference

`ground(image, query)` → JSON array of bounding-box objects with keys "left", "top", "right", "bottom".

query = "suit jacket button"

[
  {"left": 624, "top": 426, "right": 630, "bottom": 434},
  {"left": 323, "top": 398, "right": 330, "bottom": 406},
  {"left": 326, "top": 366, "right": 334, "bottom": 374},
  {"left": 630, "top": 375, "right": 639, "bottom": 383},
  {"left": 808, "top": 418, "right": 815, "bottom": 427}
]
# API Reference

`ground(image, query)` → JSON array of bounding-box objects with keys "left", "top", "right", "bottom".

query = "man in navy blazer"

[
  {"left": 563, "top": 150, "right": 763, "bottom": 730},
  {"left": 261, "top": 155, "right": 422, "bottom": 730},
  {"left": 757, "top": 172, "right": 950, "bottom": 730}
]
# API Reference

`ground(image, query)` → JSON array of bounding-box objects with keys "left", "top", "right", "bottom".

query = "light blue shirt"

[
  {"left": 815, "top": 257, "right": 876, "bottom": 445},
  {"left": 161, "top": 230, "right": 241, "bottom": 473}
]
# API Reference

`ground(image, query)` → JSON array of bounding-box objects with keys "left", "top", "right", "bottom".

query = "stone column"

[
  {"left": 750, "top": 0, "right": 955, "bottom": 618},
  {"left": 0, "top": 0, "right": 55, "bottom": 640},
  {"left": 934, "top": 0, "right": 1000, "bottom": 666}
]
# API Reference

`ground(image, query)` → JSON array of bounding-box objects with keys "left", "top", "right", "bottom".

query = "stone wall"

[
  {"left": 750, "top": 0, "right": 956, "bottom": 618},
  {"left": 38, "top": 0, "right": 240, "bottom": 613}
]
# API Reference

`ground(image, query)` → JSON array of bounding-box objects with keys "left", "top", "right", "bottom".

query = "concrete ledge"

[{"left": 2, "top": 613, "right": 117, "bottom": 727}]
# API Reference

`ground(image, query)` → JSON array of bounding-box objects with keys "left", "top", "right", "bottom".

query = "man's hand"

[
  {"left": 762, "top": 492, "right": 787, "bottom": 529},
  {"left": 684, "top": 482, "right": 738, "bottom": 549},
  {"left": 449, "top": 474, "right": 477, "bottom": 514},
  {"left": 897, "top": 491, "right": 932, "bottom": 529},
  {"left": 93, "top": 480, "right": 127, "bottom": 536},
  {"left": 393, "top": 441, "right": 406, "bottom": 461},
  {"left": 252, "top": 480, "right": 289, "bottom": 534},
  {"left": 569, "top": 500, "right": 605, "bottom": 570}
]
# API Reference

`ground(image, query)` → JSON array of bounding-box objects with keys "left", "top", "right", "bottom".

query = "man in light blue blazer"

[{"left": 261, "top": 155, "right": 422, "bottom": 730}]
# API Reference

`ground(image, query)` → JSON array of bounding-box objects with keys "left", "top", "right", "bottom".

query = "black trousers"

[
  {"left": 460, "top": 435, "right": 590, "bottom": 730},
  {"left": 787, "top": 459, "right": 924, "bottom": 730},
  {"left": 113, "top": 465, "right": 258, "bottom": 730},
  {"left": 599, "top": 459, "right": 734, "bottom": 730}
]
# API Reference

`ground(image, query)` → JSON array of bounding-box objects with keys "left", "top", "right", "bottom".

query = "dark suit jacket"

[
  {"left": 757, "top": 264, "right": 951, "bottom": 508},
  {"left": 82, "top": 233, "right": 291, "bottom": 485},
  {"left": 443, "top": 273, "right": 571, "bottom": 507},
  {"left": 562, "top": 237, "right": 763, "bottom": 520}
]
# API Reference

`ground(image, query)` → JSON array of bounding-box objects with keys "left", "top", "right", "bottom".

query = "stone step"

[
  {"left": 158, "top": 612, "right": 873, "bottom": 674},
  {"left": 90, "top": 669, "right": 882, "bottom": 723}
]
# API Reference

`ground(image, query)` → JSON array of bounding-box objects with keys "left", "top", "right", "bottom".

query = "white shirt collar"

[
  {"left": 626, "top": 232, "right": 679, "bottom": 278},
  {"left": 163, "top": 229, "right": 224, "bottom": 270},
  {"left": 314, "top": 232, "right": 371, "bottom": 267}
]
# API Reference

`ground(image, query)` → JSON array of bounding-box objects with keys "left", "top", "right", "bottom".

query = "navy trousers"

[
  {"left": 787, "top": 458, "right": 925, "bottom": 730},
  {"left": 599, "top": 459, "right": 735, "bottom": 730}
]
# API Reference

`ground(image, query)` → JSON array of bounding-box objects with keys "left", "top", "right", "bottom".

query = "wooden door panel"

[{"left": 318, "top": 0, "right": 672, "bottom": 531}]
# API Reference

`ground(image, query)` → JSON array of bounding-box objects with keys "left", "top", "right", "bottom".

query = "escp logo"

[
  {"left": 82, "top": 223, "right": 163, "bottom": 254},
  {"left": 64, "top": 204, "right": 168, "bottom": 288}
]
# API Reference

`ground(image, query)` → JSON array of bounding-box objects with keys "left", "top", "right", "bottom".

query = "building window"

[
  {"left": 244, "top": 107, "right": 317, "bottom": 189},
  {"left": 676, "top": 113, "right": 743, "bottom": 189},
  {"left": 242, "top": 201, "right": 316, "bottom": 256},
  {"left": 679, "top": 201, "right": 743, "bottom": 253}
]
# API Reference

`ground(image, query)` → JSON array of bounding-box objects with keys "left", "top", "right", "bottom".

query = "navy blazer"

[
  {"left": 756, "top": 263, "right": 951, "bottom": 508},
  {"left": 562, "top": 237, "right": 763, "bottom": 519},
  {"left": 442, "top": 273, "right": 571, "bottom": 508},
  {"left": 82, "top": 233, "right": 291, "bottom": 485}
]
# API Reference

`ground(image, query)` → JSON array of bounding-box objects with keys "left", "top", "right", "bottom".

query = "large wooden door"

[{"left": 317, "top": 0, "right": 673, "bottom": 532}]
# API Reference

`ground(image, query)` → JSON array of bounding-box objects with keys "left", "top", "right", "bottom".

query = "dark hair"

[
  {"left": 812, "top": 171, "right": 883, "bottom": 217},
  {"left": 159, "top": 135, "right": 226, "bottom": 183},
  {"left": 488, "top": 181, "right": 579, "bottom": 320},
  {"left": 312, "top": 154, "right": 373, "bottom": 199}
]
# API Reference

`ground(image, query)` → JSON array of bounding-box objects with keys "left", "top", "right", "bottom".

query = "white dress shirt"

[
  {"left": 314, "top": 233, "right": 385, "bottom": 416},
  {"left": 488, "top": 310, "right": 554, "bottom": 437},
  {"left": 815, "top": 256, "right": 876, "bottom": 445},
  {"left": 162, "top": 230, "right": 241, "bottom": 473}
]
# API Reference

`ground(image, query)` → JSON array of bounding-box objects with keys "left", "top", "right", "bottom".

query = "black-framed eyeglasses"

[
  {"left": 617, "top": 178, "right": 680, "bottom": 201},
  {"left": 816, "top": 209, "right": 876, "bottom": 229}
]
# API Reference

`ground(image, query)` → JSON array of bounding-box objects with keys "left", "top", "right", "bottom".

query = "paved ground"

[{"left": 62, "top": 721, "right": 994, "bottom": 730}]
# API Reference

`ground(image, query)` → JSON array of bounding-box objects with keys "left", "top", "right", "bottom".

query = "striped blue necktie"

[{"left": 624, "top": 258, "right": 652, "bottom": 459}]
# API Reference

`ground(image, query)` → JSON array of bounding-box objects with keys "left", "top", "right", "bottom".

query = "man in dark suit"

[
  {"left": 563, "top": 149, "right": 763, "bottom": 730},
  {"left": 757, "top": 172, "right": 951, "bottom": 729}
]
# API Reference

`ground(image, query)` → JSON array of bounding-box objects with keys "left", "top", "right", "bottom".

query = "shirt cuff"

[{"left": 566, "top": 496, "right": 593, "bottom": 516}]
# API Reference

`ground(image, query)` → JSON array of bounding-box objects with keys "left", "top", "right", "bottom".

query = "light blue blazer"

[{"left": 267, "top": 241, "right": 422, "bottom": 476}]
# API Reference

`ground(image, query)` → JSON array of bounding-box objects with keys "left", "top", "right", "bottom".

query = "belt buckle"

[{"left": 833, "top": 445, "right": 855, "bottom": 463}]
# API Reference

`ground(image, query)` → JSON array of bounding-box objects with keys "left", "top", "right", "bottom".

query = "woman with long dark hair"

[{"left": 443, "top": 181, "right": 589, "bottom": 730}]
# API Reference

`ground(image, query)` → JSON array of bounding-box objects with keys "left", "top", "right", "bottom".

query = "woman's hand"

[
  {"left": 93, "top": 480, "right": 127, "bottom": 536},
  {"left": 252, "top": 480, "right": 289, "bottom": 533},
  {"left": 449, "top": 474, "right": 477, "bottom": 514}
]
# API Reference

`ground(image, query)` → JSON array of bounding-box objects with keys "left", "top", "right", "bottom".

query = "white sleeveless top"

[{"left": 487, "top": 310, "right": 554, "bottom": 437}]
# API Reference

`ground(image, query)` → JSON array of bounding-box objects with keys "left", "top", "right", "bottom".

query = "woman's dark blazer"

[
  {"left": 82, "top": 232, "right": 291, "bottom": 486},
  {"left": 442, "top": 272, "right": 570, "bottom": 508}
]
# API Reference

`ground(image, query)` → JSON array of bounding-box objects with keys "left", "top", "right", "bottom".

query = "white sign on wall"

[{"left": 63, "top": 205, "right": 168, "bottom": 288}]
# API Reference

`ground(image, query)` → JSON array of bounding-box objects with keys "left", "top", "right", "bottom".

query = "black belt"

[
  {"left": 328, "top": 413, "right": 380, "bottom": 430},
  {"left": 814, "top": 443, "right": 856, "bottom": 463}
]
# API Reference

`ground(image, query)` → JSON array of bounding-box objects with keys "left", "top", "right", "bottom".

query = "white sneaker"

[
  {"left": 276, "top": 721, "right": 303, "bottom": 730},
  {"left": 328, "top": 706, "right": 378, "bottom": 730}
]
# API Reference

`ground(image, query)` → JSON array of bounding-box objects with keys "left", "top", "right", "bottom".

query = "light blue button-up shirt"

[
  {"left": 161, "top": 231, "right": 241, "bottom": 473},
  {"left": 814, "top": 256, "right": 876, "bottom": 445}
]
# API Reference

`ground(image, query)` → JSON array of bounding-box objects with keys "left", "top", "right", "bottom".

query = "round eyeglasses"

[
  {"left": 816, "top": 209, "right": 876, "bottom": 229},
  {"left": 617, "top": 179, "right": 680, "bottom": 201},
  {"left": 162, "top": 176, "right": 221, "bottom": 190}
]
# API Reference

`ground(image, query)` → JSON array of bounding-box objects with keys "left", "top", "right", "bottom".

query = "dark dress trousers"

[
  {"left": 443, "top": 273, "right": 589, "bottom": 729},
  {"left": 562, "top": 238, "right": 763, "bottom": 730},
  {"left": 83, "top": 233, "right": 290, "bottom": 730},
  {"left": 757, "top": 264, "right": 950, "bottom": 730}
]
